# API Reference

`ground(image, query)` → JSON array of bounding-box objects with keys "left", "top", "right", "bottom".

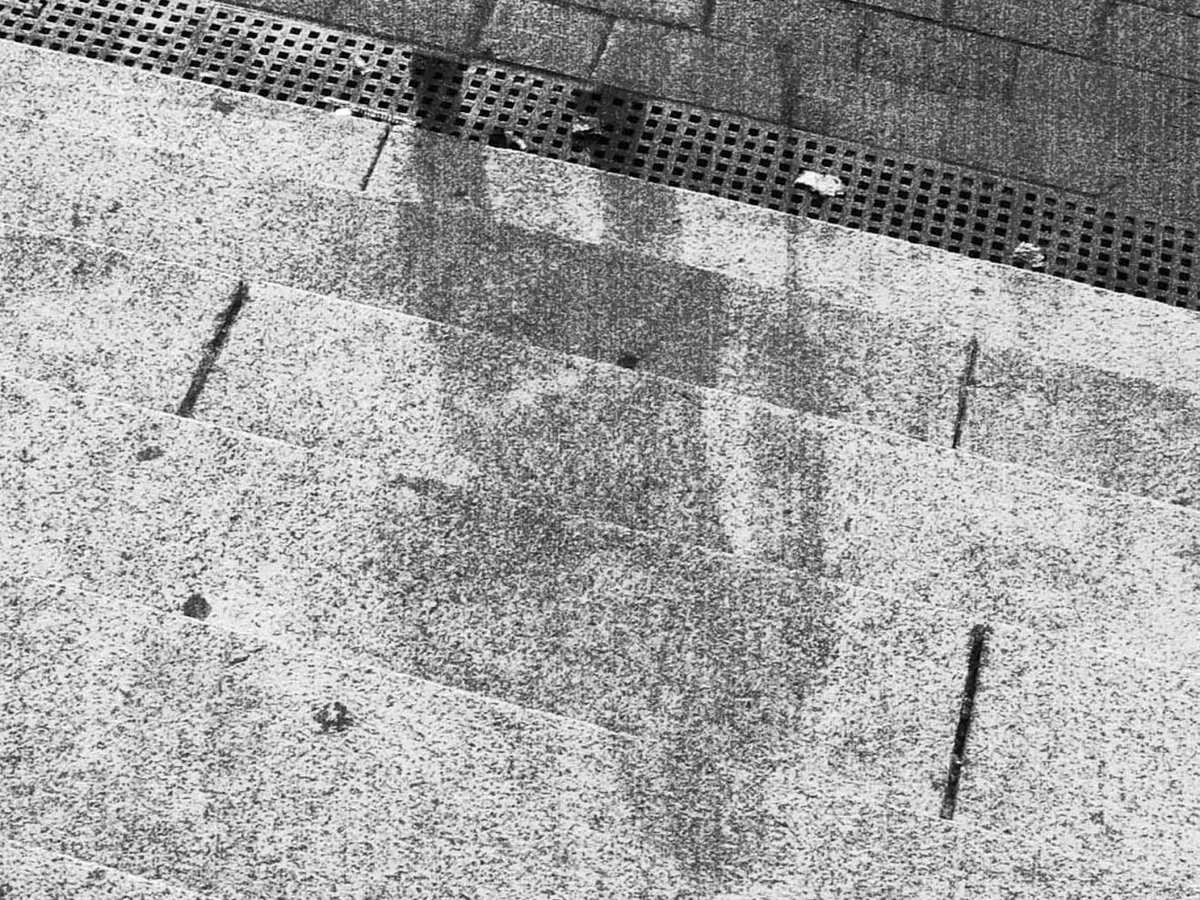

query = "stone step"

[
  {"left": 4, "top": 577, "right": 1198, "bottom": 896},
  {"left": 6, "top": 373, "right": 1200, "bottom": 881},
  {"left": 5, "top": 228, "right": 1200, "bottom": 671},
  {"left": 5, "top": 77, "right": 1200, "bottom": 507},
  {"left": 0, "top": 372, "right": 973, "bottom": 825},
  {"left": 1, "top": 575, "right": 686, "bottom": 898}
]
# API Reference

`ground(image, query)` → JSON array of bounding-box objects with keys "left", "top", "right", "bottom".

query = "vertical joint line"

[
  {"left": 360, "top": 121, "right": 393, "bottom": 192},
  {"left": 940, "top": 623, "right": 989, "bottom": 820},
  {"left": 941, "top": 0, "right": 956, "bottom": 23},
  {"left": 700, "top": 0, "right": 717, "bottom": 31},
  {"left": 587, "top": 16, "right": 618, "bottom": 79},
  {"left": 951, "top": 335, "right": 980, "bottom": 450},
  {"left": 177, "top": 280, "right": 249, "bottom": 419},
  {"left": 1002, "top": 41, "right": 1021, "bottom": 107}
]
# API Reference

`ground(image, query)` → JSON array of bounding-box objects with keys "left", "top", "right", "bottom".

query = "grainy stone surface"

[
  {"left": 577, "top": 0, "right": 705, "bottom": 25},
  {"left": 0, "top": 43, "right": 385, "bottom": 193},
  {"left": 593, "top": 20, "right": 785, "bottom": 120},
  {"left": 1, "top": 577, "right": 685, "bottom": 898},
  {"left": 858, "top": 13, "right": 1019, "bottom": 102},
  {"left": 1107, "top": 2, "right": 1200, "bottom": 78},
  {"left": 326, "top": 0, "right": 485, "bottom": 50},
  {"left": 0, "top": 376, "right": 979, "bottom": 880},
  {"left": 478, "top": 0, "right": 610, "bottom": 76},
  {"left": 0, "top": 840, "right": 206, "bottom": 899},
  {"left": 950, "top": 0, "right": 1111, "bottom": 54},
  {"left": 0, "top": 230, "right": 236, "bottom": 413},
  {"left": 963, "top": 346, "right": 1200, "bottom": 506},
  {"left": 710, "top": 0, "right": 867, "bottom": 51}
]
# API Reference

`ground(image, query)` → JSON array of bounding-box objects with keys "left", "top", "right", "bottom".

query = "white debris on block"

[
  {"left": 794, "top": 170, "right": 847, "bottom": 197},
  {"left": 571, "top": 116, "right": 601, "bottom": 135},
  {"left": 1014, "top": 241, "right": 1047, "bottom": 270},
  {"left": 354, "top": 54, "right": 370, "bottom": 70},
  {"left": 329, "top": 106, "right": 354, "bottom": 118}
]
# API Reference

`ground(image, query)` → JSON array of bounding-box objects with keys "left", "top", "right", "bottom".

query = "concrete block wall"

[{"left": 233, "top": 0, "right": 1200, "bottom": 224}]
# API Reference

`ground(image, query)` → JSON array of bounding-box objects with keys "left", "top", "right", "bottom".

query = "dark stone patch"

[
  {"left": 314, "top": 700, "right": 353, "bottom": 732},
  {"left": 182, "top": 592, "right": 210, "bottom": 620},
  {"left": 135, "top": 445, "right": 164, "bottom": 462},
  {"left": 616, "top": 352, "right": 639, "bottom": 369},
  {"left": 211, "top": 94, "right": 238, "bottom": 115}
]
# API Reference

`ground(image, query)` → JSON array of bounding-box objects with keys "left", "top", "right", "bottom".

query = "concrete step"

[
  {"left": 6, "top": 228, "right": 1200, "bottom": 670},
  {"left": 6, "top": 574, "right": 1199, "bottom": 897},
  {"left": 6, "top": 372, "right": 1200, "bottom": 879}
]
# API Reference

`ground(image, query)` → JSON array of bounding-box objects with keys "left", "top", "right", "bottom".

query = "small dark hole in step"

[
  {"left": 314, "top": 701, "right": 353, "bottom": 732},
  {"left": 135, "top": 445, "right": 164, "bottom": 462},
  {"left": 182, "top": 592, "right": 210, "bottom": 620},
  {"left": 616, "top": 353, "right": 639, "bottom": 369}
]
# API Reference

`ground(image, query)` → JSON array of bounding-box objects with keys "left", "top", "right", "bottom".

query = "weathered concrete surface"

[
  {"left": 1, "top": 840, "right": 205, "bottom": 899},
  {"left": 1, "top": 576, "right": 687, "bottom": 898},
  {"left": 0, "top": 231, "right": 238, "bottom": 413},
  {"left": 0, "top": 122, "right": 965, "bottom": 443},
  {"left": 964, "top": 621, "right": 1200, "bottom": 854}
]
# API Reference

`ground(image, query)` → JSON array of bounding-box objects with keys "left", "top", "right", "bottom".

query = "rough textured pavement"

[{"left": 5, "top": 6, "right": 1200, "bottom": 899}]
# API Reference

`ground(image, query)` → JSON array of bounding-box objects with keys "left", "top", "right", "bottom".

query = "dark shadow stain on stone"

[
  {"left": 616, "top": 352, "right": 640, "bottom": 369},
  {"left": 135, "top": 445, "right": 164, "bottom": 462}
]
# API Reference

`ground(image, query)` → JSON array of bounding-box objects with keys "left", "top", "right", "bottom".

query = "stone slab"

[
  {"left": 1, "top": 576, "right": 684, "bottom": 898},
  {"left": 0, "top": 42, "right": 386, "bottom": 193},
  {"left": 963, "top": 619, "right": 1200, "bottom": 853},
  {"left": 950, "top": 0, "right": 1111, "bottom": 55},
  {"left": 326, "top": 0, "right": 484, "bottom": 52},
  {"left": 962, "top": 345, "right": 1200, "bottom": 506},
  {"left": 1107, "top": 2, "right": 1200, "bottom": 80},
  {"left": 593, "top": 19, "right": 785, "bottom": 120},
  {"left": 0, "top": 840, "right": 205, "bottom": 900},
  {"left": 710, "top": 0, "right": 867, "bottom": 57},
  {"left": 575, "top": 0, "right": 705, "bottom": 25},
  {"left": 478, "top": 0, "right": 610, "bottom": 76},
  {"left": 858, "top": 13, "right": 1019, "bottom": 102}
]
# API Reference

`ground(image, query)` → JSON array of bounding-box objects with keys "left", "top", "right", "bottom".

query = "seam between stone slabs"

[
  {"left": 8, "top": 221, "right": 1200, "bottom": 530},
  {"left": 6, "top": 366, "right": 1200, "bottom": 681},
  {"left": 0, "top": 838, "right": 209, "bottom": 899}
]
